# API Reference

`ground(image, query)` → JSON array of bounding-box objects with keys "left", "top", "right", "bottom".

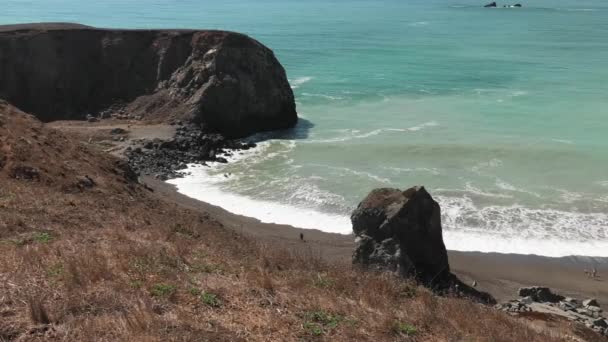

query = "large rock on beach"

[
  {"left": 352, "top": 186, "right": 495, "bottom": 304},
  {"left": 0, "top": 23, "right": 297, "bottom": 138}
]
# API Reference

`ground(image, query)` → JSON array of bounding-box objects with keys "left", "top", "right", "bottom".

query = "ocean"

[{"left": 3, "top": 0, "right": 608, "bottom": 256}]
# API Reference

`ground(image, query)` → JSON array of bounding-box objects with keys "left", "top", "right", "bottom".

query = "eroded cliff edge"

[{"left": 0, "top": 23, "right": 297, "bottom": 138}]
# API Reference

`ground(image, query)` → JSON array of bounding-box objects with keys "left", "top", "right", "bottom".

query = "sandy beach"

[{"left": 145, "top": 176, "right": 608, "bottom": 307}]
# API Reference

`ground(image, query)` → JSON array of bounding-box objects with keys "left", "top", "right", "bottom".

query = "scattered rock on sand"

[
  {"left": 110, "top": 128, "right": 127, "bottom": 135},
  {"left": 583, "top": 298, "right": 600, "bottom": 307},
  {"left": 126, "top": 124, "right": 255, "bottom": 180},
  {"left": 496, "top": 288, "right": 608, "bottom": 336},
  {"left": 518, "top": 286, "right": 565, "bottom": 303}
]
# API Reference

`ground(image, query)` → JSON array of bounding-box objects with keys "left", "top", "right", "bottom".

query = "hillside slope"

[{"left": 0, "top": 101, "right": 598, "bottom": 341}]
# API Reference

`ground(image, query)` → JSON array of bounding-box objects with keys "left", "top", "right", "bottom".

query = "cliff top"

[{"left": 0, "top": 22, "right": 240, "bottom": 35}]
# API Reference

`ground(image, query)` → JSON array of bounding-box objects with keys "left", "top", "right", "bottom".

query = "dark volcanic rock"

[
  {"left": 0, "top": 23, "right": 297, "bottom": 138},
  {"left": 484, "top": 1, "right": 497, "bottom": 7},
  {"left": 352, "top": 186, "right": 495, "bottom": 304},
  {"left": 10, "top": 165, "right": 40, "bottom": 181},
  {"left": 352, "top": 187, "right": 448, "bottom": 284},
  {"left": 496, "top": 289, "right": 608, "bottom": 337},
  {"left": 126, "top": 124, "right": 255, "bottom": 180},
  {"left": 518, "top": 287, "right": 565, "bottom": 303}
]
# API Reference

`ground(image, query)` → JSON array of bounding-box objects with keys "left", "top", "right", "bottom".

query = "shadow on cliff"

[{"left": 246, "top": 117, "right": 314, "bottom": 142}]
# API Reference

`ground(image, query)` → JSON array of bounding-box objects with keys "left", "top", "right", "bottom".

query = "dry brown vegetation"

[{"left": 0, "top": 101, "right": 601, "bottom": 341}]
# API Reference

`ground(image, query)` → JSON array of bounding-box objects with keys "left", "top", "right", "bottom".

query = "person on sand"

[{"left": 591, "top": 267, "right": 597, "bottom": 278}]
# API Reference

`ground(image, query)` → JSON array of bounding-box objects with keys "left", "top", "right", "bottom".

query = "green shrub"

[
  {"left": 128, "top": 280, "right": 143, "bottom": 289},
  {"left": 150, "top": 283, "right": 176, "bottom": 297},
  {"left": 312, "top": 273, "right": 335, "bottom": 289},
  {"left": 200, "top": 291, "right": 221, "bottom": 307},
  {"left": 33, "top": 232, "right": 53, "bottom": 243},
  {"left": 393, "top": 322, "right": 417, "bottom": 336},
  {"left": 189, "top": 288, "right": 202, "bottom": 296},
  {"left": 303, "top": 310, "right": 343, "bottom": 336}
]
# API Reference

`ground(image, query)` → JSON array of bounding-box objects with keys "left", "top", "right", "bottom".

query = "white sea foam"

[
  {"left": 438, "top": 195, "right": 608, "bottom": 256},
  {"left": 409, "top": 21, "right": 429, "bottom": 26},
  {"left": 309, "top": 163, "right": 392, "bottom": 184},
  {"left": 494, "top": 178, "right": 542, "bottom": 198},
  {"left": 169, "top": 165, "right": 352, "bottom": 233},
  {"left": 551, "top": 138, "right": 575, "bottom": 145},
  {"left": 463, "top": 182, "right": 512, "bottom": 199},
  {"left": 382, "top": 166, "right": 441, "bottom": 176},
  {"left": 287, "top": 182, "right": 346, "bottom": 206},
  {"left": 304, "top": 122, "right": 438, "bottom": 144},
  {"left": 290, "top": 76, "right": 313, "bottom": 89},
  {"left": 471, "top": 158, "right": 502, "bottom": 175},
  {"left": 170, "top": 167, "right": 608, "bottom": 257},
  {"left": 509, "top": 90, "right": 528, "bottom": 97},
  {"left": 495, "top": 179, "right": 517, "bottom": 191},
  {"left": 167, "top": 136, "right": 608, "bottom": 258},
  {"left": 301, "top": 92, "right": 344, "bottom": 100},
  {"left": 558, "top": 8, "right": 598, "bottom": 12},
  {"left": 408, "top": 121, "right": 439, "bottom": 131}
]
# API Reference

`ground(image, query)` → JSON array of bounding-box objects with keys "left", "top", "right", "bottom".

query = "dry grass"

[{"left": 0, "top": 101, "right": 601, "bottom": 341}]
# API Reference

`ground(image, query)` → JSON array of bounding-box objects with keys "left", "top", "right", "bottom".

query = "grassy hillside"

[{"left": 0, "top": 101, "right": 595, "bottom": 341}]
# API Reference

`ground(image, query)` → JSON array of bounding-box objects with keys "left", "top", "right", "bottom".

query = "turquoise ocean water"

[{"left": 4, "top": 0, "right": 608, "bottom": 256}]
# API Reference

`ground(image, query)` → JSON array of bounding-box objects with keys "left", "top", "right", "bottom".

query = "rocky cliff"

[{"left": 0, "top": 23, "right": 297, "bottom": 138}]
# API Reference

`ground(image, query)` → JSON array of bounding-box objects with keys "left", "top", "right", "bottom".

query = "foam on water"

[
  {"left": 303, "top": 121, "right": 440, "bottom": 144},
  {"left": 169, "top": 164, "right": 608, "bottom": 257},
  {"left": 290, "top": 76, "right": 313, "bottom": 89},
  {"left": 169, "top": 164, "right": 352, "bottom": 234}
]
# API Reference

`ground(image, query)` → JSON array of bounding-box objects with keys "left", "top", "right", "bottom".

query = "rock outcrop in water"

[
  {"left": 126, "top": 122, "right": 257, "bottom": 180},
  {"left": 0, "top": 23, "right": 297, "bottom": 138},
  {"left": 352, "top": 186, "right": 495, "bottom": 303}
]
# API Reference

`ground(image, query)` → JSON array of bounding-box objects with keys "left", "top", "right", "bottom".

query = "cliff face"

[{"left": 0, "top": 23, "right": 297, "bottom": 138}]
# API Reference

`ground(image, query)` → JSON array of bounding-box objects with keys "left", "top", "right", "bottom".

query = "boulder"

[
  {"left": 583, "top": 298, "right": 599, "bottom": 307},
  {"left": 76, "top": 175, "right": 96, "bottom": 190},
  {"left": 0, "top": 23, "right": 297, "bottom": 138},
  {"left": 593, "top": 318, "right": 608, "bottom": 328},
  {"left": 352, "top": 186, "right": 495, "bottom": 304},
  {"left": 517, "top": 287, "right": 564, "bottom": 303},
  {"left": 484, "top": 2, "right": 497, "bottom": 7},
  {"left": 352, "top": 187, "right": 448, "bottom": 283},
  {"left": 10, "top": 165, "right": 40, "bottom": 181},
  {"left": 110, "top": 128, "right": 127, "bottom": 135}
]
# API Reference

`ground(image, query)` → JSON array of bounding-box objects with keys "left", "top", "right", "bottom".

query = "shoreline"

[
  {"left": 50, "top": 120, "right": 608, "bottom": 306},
  {"left": 145, "top": 176, "right": 608, "bottom": 306},
  {"left": 168, "top": 161, "right": 608, "bottom": 257}
]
